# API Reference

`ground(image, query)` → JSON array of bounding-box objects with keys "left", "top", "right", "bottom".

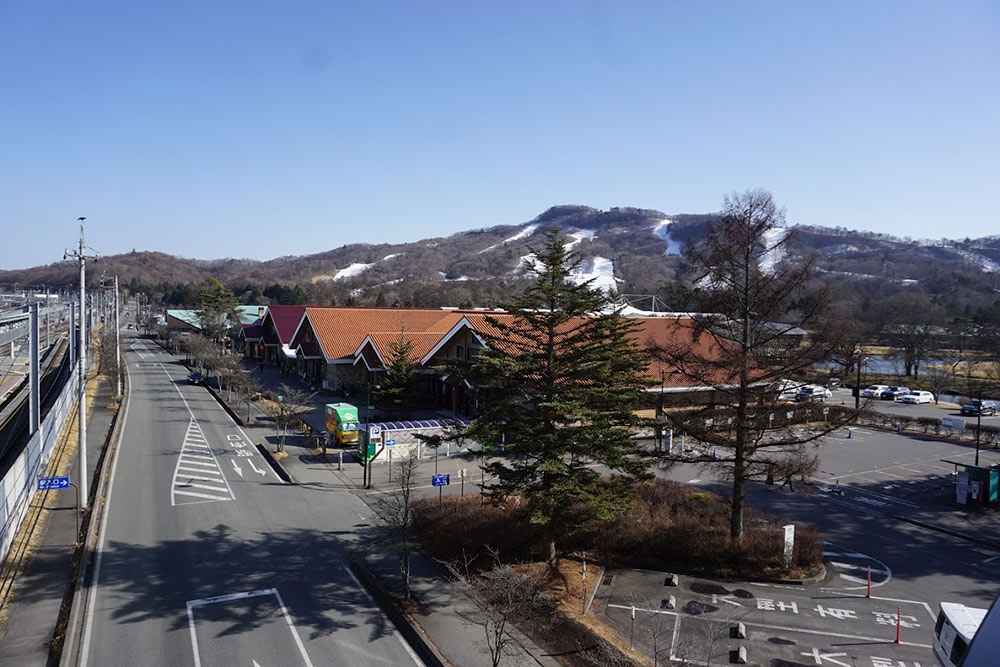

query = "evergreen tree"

[
  {"left": 378, "top": 328, "right": 418, "bottom": 420},
  {"left": 198, "top": 277, "right": 239, "bottom": 344},
  {"left": 461, "top": 229, "right": 652, "bottom": 563}
]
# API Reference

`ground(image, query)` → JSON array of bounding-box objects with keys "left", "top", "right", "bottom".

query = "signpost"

[
  {"left": 433, "top": 473, "right": 450, "bottom": 502},
  {"left": 37, "top": 477, "right": 70, "bottom": 490},
  {"left": 37, "top": 477, "right": 80, "bottom": 542}
]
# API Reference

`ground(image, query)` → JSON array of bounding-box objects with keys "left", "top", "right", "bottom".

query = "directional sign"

[
  {"left": 37, "top": 476, "right": 70, "bottom": 490},
  {"left": 432, "top": 474, "right": 451, "bottom": 487},
  {"left": 385, "top": 438, "right": 396, "bottom": 447}
]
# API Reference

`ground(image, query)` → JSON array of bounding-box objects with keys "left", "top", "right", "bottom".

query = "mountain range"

[{"left": 2, "top": 206, "right": 999, "bottom": 314}]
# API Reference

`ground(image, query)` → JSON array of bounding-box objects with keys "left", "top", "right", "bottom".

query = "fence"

[{"left": 0, "top": 370, "right": 79, "bottom": 562}]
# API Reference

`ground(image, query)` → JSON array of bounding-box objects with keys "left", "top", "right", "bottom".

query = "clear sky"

[{"left": 1, "top": 1, "right": 997, "bottom": 270}]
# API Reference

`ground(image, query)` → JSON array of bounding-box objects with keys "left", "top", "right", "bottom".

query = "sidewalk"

[{"left": 0, "top": 372, "right": 116, "bottom": 666}]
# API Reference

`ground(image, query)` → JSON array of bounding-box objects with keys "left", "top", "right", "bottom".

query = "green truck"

[{"left": 324, "top": 403, "right": 359, "bottom": 446}]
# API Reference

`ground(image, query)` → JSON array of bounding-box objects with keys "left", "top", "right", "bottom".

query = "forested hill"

[{"left": 2, "top": 205, "right": 999, "bottom": 323}]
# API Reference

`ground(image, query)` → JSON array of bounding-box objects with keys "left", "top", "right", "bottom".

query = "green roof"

[{"left": 166, "top": 305, "right": 266, "bottom": 329}]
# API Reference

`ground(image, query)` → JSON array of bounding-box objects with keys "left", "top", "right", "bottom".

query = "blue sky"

[{"left": 1, "top": 1, "right": 997, "bottom": 270}]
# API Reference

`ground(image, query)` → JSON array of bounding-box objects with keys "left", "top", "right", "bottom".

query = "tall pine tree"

[
  {"left": 378, "top": 328, "right": 417, "bottom": 420},
  {"left": 462, "top": 229, "right": 652, "bottom": 563}
]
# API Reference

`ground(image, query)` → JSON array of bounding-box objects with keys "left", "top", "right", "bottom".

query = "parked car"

[
  {"left": 861, "top": 384, "right": 889, "bottom": 398},
  {"left": 961, "top": 399, "right": 999, "bottom": 417},
  {"left": 900, "top": 390, "right": 934, "bottom": 404},
  {"left": 880, "top": 386, "right": 911, "bottom": 400},
  {"left": 188, "top": 371, "right": 204, "bottom": 385},
  {"left": 795, "top": 385, "right": 831, "bottom": 402},
  {"left": 770, "top": 379, "right": 802, "bottom": 402},
  {"left": 828, "top": 377, "right": 841, "bottom": 389}
]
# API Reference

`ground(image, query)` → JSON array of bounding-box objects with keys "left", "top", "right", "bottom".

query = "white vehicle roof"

[{"left": 941, "top": 602, "right": 988, "bottom": 642}]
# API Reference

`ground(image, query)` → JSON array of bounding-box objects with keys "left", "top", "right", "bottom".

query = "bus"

[{"left": 933, "top": 602, "right": 987, "bottom": 667}]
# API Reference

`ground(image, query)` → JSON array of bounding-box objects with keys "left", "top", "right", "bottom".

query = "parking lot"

[{"left": 593, "top": 565, "right": 932, "bottom": 667}]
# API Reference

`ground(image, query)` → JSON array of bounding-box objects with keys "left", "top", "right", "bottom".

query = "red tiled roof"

[{"left": 264, "top": 305, "right": 307, "bottom": 345}]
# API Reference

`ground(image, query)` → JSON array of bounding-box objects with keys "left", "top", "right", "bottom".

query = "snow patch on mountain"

[
  {"left": 332, "top": 262, "right": 373, "bottom": 281},
  {"left": 570, "top": 256, "right": 619, "bottom": 294},
  {"left": 382, "top": 253, "right": 402, "bottom": 261},
  {"left": 651, "top": 219, "right": 682, "bottom": 255},
  {"left": 954, "top": 248, "right": 1000, "bottom": 272},
  {"left": 565, "top": 228, "right": 596, "bottom": 250},
  {"left": 438, "top": 271, "right": 470, "bottom": 281},
  {"left": 759, "top": 227, "right": 788, "bottom": 275},
  {"left": 479, "top": 224, "right": 540, "bottom": 254}
]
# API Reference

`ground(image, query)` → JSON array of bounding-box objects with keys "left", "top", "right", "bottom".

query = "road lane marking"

[
  {"left": 186, "top": 589, "right": 315, "bottom": 667},
  {"left": 171, "top": 418, "right": 234, "bottom": 506}
]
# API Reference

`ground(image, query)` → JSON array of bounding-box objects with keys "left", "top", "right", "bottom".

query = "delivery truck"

[{"left": 325, "top": 403, "right": 360, "bottom": 445}]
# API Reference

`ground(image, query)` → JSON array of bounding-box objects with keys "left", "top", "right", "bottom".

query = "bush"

[{"left": 413, "top": 481, "right": 824, "bottom": 578}]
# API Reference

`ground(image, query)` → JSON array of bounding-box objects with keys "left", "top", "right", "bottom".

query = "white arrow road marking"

[
  {"left": 248, "top": 460, "right": 266, "bottom": 476},
  {"left": 253, "top": 661, "right": 261, "bottom": 667},
  {"left": 231, "top": 460, "right": 243, "bottom": 477},
  {"left": 720, "top": 597, "right": 742, "bottom": 607}
]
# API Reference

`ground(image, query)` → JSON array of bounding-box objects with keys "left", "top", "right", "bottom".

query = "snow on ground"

[
  {"left": 382, "top": 253, "right": 402, "bottom": 261},
  {"left": 759, "top": 227, "right": 788, "bottom": 275},
  {"left": 479, "top": 223, "right": 540, "bottom": 254},
  {"left": 570, "top": 256, "right": 619, "bottom": 294},
  {"left": 564, "top": 228, "right": 596, "bottom": 250},
  {"left": 436, "top": 272, "right": 470, "bottom": 281},
  {"left": 332, "top": 262, "right": 373, "bottom": 281},
  {"left": 955, "top": 248, "right": 1000, "bottom": 272},
  {"left": 650, "top": 219, "right": 682, "bottom": 255}
]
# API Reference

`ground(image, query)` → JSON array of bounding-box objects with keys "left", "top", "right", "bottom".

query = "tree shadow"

[{"left": 86, "top": 523, "right": 396, "bottom": 643}]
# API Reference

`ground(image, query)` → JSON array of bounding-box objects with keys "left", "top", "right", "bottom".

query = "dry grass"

[{"left": 515, "top": 557, "right": 654, "bottom": 666}]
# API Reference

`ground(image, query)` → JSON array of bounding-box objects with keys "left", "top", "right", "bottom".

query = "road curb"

[
  {"left": 202, "top": 382, "right": 245, "bottom": 426},
  {"left": 255, "top": 444, "right": 294, "bottom": 484},
  {"left": 347, "top": 551, "right": 446, "bottom": 667},
  {"left": 892, "top": 514, "right": 1000, "bottom": 551}
]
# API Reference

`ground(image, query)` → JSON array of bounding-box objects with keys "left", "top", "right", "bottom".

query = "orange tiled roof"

[
  {"left": 460, "top": 312, "right": 735, "bottom": 387},
  {"left": 299, "top": 307, "right": 466, "bottom": 361}
]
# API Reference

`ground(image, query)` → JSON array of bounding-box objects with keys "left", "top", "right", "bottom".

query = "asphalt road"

[{"left": 68, "top": 335, "right": 421, "bottom": 666}]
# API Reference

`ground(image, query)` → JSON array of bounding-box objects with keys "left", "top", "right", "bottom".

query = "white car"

[
  {"left": 861, "top": 384, "right": 889, "bottom": 398},
  {"left": 900, "top": 390, "right": 934, "bottom": 404}
]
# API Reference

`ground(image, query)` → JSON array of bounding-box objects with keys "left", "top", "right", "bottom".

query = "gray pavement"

[
  {"left": 0, "top": 369, "right": 115, "bottom": 666},
  {"left": 57, "top": 336, "right": 557, "bottom": 667}
]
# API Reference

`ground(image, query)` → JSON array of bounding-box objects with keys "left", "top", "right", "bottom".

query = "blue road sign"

[
  {"left": 37, "top": 476, "right": 70, "bottom": 490},
  {"left": 432, "top": 474, "right": 450, "bottom": 487},
  {"left": 386, "top": 439, "right": 396, "bottom": 447}
]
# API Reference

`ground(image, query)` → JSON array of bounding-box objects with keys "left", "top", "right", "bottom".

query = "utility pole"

[{"left": 65, "top": 218, "right": 97, "bottom": 508}]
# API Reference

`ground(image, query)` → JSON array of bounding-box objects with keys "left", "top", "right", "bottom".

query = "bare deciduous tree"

[
  {"left": 650, "top": 189, "right": 853, "bottom": 540},
  {"left": 449, "top": 548, "right": 552, "bottom": 667},
  {"left": 369, "top": 453, "right": 421, "bottom": 602},
  {"left": 259, "top": 383, "right": 316, "bottom": 452}
]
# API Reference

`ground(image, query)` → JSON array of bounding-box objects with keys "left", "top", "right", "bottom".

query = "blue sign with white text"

[
  {"left": 386, "top": 439, "right": 396, "bottom": 447},
  {"left": 432, "top": 474, "right": 450, "bottom": 487},
  {"left": 37, "top": 476, "right": 70, "bottom": 490}
]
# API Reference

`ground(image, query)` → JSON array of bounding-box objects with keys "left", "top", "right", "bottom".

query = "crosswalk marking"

[{"left": 171, "top": 419, "right": 235, "bottom": 506}]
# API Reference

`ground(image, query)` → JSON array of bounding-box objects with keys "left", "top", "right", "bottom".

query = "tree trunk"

[
  {"left": 546, "top": 537, "right": 557, "bottom": 565},
  {"left": 401, "top": 546, "right": 410, "bottom": 603}
]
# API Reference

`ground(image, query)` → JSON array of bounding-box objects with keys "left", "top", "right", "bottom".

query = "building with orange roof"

[{"left": 285, "top": 305, "right": 769, "bottom": 417}]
